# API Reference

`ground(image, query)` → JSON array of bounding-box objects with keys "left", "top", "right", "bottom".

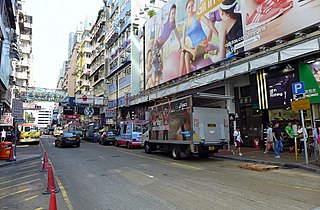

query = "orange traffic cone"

[
  {"left": 43, "top": 164, "right": 60, "bottom": 194},
  {"left": 49, "top": 190, "right": 57, "bottom": 210},
  {"left": 40, "top": 152, "right": 49, "bottom": 172},
  {"left": 6, "top": 145, "right": 16, "bottom": 162}
]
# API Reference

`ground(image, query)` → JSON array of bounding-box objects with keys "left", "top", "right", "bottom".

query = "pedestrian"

[
  {"left": 312, "top": 127, "right": 319, "bottom": 154},
  {"left": 1, "top": 129, "right": 6, "bottom": 141},
  {"left": 264, "top": 123, "right": 273, "bottom": 154},
  {"left": 297, "top": 124, "right": 308, "bottom": 156},
  {"left": 232, "top": 127, "right": 243, "bottom": 156},
  {"left": 93, "top": 129, "right": 100, "bottom": 143},
  {"left": 285, "top": 121, "right": 294, "bottom": 153},
  {"left": 272, "top": 122, "right": 284, "bottom": 158}
]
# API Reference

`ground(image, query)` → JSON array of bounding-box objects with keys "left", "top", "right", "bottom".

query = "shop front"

[
  {"left": 298, "top": 61, "right": 320, "bottom": 135},
  {"left": 249, "top": 62, "right": 302, "bottom": 147}
]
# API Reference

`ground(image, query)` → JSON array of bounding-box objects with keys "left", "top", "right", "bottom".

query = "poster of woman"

[{"left": 144, "top": 0, "right": 245, "bottom": 89}]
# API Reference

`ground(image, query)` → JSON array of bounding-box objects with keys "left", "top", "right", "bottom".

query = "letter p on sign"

[{"left": 292, "top": 82, "right": 305, "bottom": 95}]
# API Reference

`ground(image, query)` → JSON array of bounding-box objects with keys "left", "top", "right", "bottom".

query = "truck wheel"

[
  {"left": 144, "top": 143, "right": 152, "bottom": 154},
  {"left": 172, "top": 146, "right": 181, "bottom": 160}
]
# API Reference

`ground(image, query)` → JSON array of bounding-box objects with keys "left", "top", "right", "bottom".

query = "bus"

[{"left": 19, "top": 123, "right": 41, "bottom": 144}]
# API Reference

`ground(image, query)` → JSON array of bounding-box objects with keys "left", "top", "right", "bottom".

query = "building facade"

[
  {"left": 104, "top": 0, "right": 165, "bottom": 123},
  {"left": 0, "top": 0, "right": 16, "bottom": 122},
  {"left": 127, "top": 0, "right": 320, "bottom": 147}
]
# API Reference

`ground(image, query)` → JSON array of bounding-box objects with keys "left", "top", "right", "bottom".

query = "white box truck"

[{"left": 143, "top": 95, "right": 230, "bottom": 159}]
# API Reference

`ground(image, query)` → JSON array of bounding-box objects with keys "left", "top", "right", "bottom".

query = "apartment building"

[
  {"left": 89, "top": 8, "right": 106, "bottom": 98},
  {"left": 14, "top": 0, "right": 34, "bottom": 89},
  {"left": 75, "top": 21, "right": 93, "bottom": 96},
  {"left": 104, "top": 0, "right": 165, "bottom": 121}
]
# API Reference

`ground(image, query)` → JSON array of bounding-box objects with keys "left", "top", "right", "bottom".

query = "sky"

[{"left": 24, "top": 0, "right": 104, "bottom": 89}]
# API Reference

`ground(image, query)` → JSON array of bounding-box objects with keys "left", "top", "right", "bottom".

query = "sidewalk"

[
  {"left": 215, "top": 147, "right": 320, "bottom": 174},
  {"left": 0, "top": 144, "right": 42, "bottom": 167}
]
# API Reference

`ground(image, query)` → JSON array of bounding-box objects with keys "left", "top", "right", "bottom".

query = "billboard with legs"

[{"left": 144, "top": 0, "right": 320, "bottom": 89}]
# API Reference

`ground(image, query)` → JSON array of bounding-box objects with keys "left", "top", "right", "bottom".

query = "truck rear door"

[{"left": 193, "top": 107, "right": 228, "bottom": 144}]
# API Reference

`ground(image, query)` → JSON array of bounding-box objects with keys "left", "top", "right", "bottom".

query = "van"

[{"left": 19, "top": 123, "right": 41, "bottom": 144}]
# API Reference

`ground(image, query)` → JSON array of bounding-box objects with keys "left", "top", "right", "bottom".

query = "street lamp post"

[
  {"left": 115, "top": 74, "right": 119, "bottom": 127},
  {"left": 105, "top": 72, "right": 119, "bottom": 127}
]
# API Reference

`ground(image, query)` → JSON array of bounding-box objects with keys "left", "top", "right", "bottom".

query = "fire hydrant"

[{"left": 254, "top": 138, "right": 259, "bottom": 151}]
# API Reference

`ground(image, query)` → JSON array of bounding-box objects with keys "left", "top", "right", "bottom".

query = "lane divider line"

[
  {"left": 0, "top": 173, "right": 38, "bottom": 185},
  {"left": 0, "top": 178, "right": 41, "bottom": 192},
  {"left": 24, "top": 194, "right": 38, "bottom": 201},
  {"left": 56, "top": 177, "right": 74, "bottom": 210},
  {"left": 0, "top": 188, "right": 30, "bottom": 199}
]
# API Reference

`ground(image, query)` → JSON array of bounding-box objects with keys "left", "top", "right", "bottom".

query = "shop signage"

[
  {"left": 0, "top": 113, "right": 13, "bottom": 126},
  {"left": 12, "top": 99, "right": 24, "bottom": 119},
  {"left": 105, "top": 109, "right": 116, "bottom": 118},
  {"left": 65, "top": 115, "right": 79, "bottom": 119},
  {"left": 291, "top": 99, "right": 310, "bottom": 112},
  {"left": 75, "top": 94, "right": 94, "bottom": 104},
  {"left": 298, "top": 63, "right": 320, "bottom": 103},
  {"left": 63, "top": 107, "right": 75, "bottom": 115},
  {"left": 94, "top": 97, "right": 104, "bottom": 105},
  {"left": 77, "top": 107, "right": 100, "bottom": 116},
  {"left": 268, "top": 73, "right": 296, "bottom": 108}
]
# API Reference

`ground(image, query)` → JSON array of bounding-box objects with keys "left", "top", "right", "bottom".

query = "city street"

[{"left": 2, "top": 137, "right": 319, "bottom": 210}]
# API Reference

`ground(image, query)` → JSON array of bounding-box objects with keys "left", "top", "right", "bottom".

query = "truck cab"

[{"left": 115, "top": 120, "right": 148, "bottom": 149}]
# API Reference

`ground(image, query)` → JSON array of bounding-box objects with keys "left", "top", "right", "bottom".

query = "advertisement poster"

[
  {"left": 243, "top": 0, "right": 320, "bottom": 50},
  {"left": 149, "top": 97, "right": 191, "bottom": 141},
  {"left": 309, "top": 61, "right": 320, "bottom": 83},
  {"left": 144, "top": 0, "right": 320, "bottom": 89},
  {"left": 267, "top": 73, "right": 296, "bottom": 108}
]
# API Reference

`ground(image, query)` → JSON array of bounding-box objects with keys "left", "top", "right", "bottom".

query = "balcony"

[
  {"left": 81, "top": 80, "right": 90, "bottom": 87},
  {"left": 106, "top": 26, "right": 119, "bottom": 47},
  {"left": 92, "top": 77, "right": 104, "bottom": 87},
  {"left": 16, "top": 71, "right": 29, "bottom": 80},
  {"left": 18, "top": 59, "right": 31, "bottom": 67},
  {"left": 21, "top": 46, "right": 31, "bottom": 54},
  {"left": 20, "top": 34, "right": 31, "bottom": 41},
  {"left": 82, "top": 69, "right": 91, "bottom": 76},
  {"left": 24, "top": 22, "right": 32, "bottom": 29}
]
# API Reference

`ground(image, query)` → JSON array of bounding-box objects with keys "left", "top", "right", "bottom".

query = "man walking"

[
  {"left": 273, "top": 122, "right": 284, "bottom": 158},
  {"left": 264, "top": 123, "right": 273, "bottom": 154},
  {"left": 1, "top": 129, "right": 6, "bottom": 141},
  {"left": 285, "top": 122, "right": 294, "bottom": 153},
  {"left": 232, "top": 127, "right": 243, "bottom": 156}
]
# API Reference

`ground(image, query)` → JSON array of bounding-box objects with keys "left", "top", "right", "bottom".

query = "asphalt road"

[{"left": 38, "top": 137, "right": 320, "bottom": 210}]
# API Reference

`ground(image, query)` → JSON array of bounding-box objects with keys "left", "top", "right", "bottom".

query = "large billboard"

[{"left": 144, "top": 0, "right": 320, "bottom": 89}]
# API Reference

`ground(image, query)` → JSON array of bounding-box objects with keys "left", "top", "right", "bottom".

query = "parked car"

[
  {"left": 115, "top": 120, "right": 147, "bottom": 149},
  {"left": 55, "top": 132, "right": 80, "bottom": 148},
  {"left": 99, "top": 130, "right": 117, "bottom": 145}
]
